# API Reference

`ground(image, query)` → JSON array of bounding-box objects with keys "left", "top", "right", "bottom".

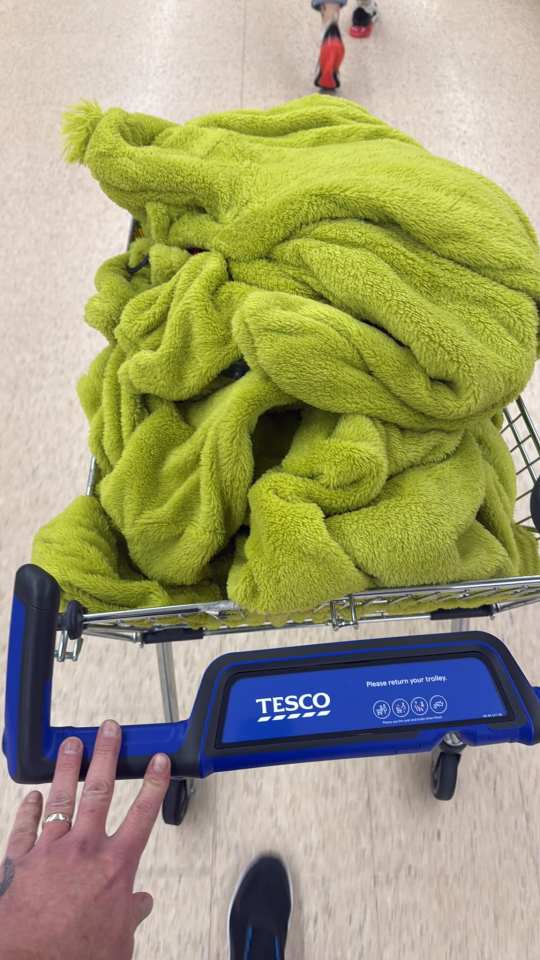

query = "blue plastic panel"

[{"left": 220, "top": 655, "right": 508, "bottom": 745}]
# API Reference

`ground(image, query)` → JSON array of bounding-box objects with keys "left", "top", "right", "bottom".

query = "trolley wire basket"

[{"left": 54, "top": 395, "right": 540, "bottom": 662}]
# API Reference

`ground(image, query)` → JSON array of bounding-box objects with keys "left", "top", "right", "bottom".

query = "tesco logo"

[{"left": 255, "top": 692, "right": 331, "bottom": 723}]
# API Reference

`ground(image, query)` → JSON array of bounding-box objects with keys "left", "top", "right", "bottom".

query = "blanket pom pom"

[{"left": 62, "top": 101, "right": 103, "bottom": 163}]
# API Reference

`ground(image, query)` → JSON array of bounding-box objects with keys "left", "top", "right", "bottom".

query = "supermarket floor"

[{"left": 1, "top": 2, "right": 540, "bottom": 957}]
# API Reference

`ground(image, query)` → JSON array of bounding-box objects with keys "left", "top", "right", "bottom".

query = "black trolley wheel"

[
  {"left": 431, "top": 751, "right": 460, "bottom": 801},
  {"left": 162, "top": 778, "right": 192, "bottom": 826}
]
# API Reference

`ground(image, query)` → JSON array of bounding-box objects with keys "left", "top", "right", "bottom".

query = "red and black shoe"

[
  {"left": 350, "top": 2, "right": 379, "bottom": 38},
  {"left": 315, "top": 21, "right": 345, "bottom": 92}
]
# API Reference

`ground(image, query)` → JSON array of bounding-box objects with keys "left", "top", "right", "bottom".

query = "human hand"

[{"left": 0, "top": 720, "right": 171, "bottom": 960}]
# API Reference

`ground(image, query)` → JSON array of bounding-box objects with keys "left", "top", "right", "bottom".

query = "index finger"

[{"left": 113, "top": 754, "right": 170, "bottom": 861}]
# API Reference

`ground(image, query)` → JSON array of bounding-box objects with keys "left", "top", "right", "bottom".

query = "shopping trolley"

[{"left": 4, "top": 224, "right": 540, "bottom": 824}]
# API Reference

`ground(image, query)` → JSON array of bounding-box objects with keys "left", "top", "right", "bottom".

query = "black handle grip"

[
  {"left": 4, "top": 565, "right": 188, "bottom": 784},
  {"left": 4, "top": 565, "right": 60, "bottom": 782},
  {"left": 431, "top": 606, "right": 494, "bottom": 620},
  {"left": 531, "top": 478, "right": 540, "bottom": 533}
]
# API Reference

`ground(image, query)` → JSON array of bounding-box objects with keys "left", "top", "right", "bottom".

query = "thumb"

[{"left": 132, "top": 891, "right": 154, "bottom": 927}]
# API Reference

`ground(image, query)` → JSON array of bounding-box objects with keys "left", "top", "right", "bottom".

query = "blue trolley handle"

[
  {"left": 6, "top": 565, "right": 540, "bottom": 786},
  {"left": 4, "top": 565, "right": 186, "bottom": 784}
]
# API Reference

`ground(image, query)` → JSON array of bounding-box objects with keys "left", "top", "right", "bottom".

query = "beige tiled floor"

[{"left": 1, "top": 1, "right": 540, "bottom": 958}]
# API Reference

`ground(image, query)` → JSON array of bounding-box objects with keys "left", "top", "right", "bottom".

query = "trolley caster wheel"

[
  {"left": 431, "top": 751, "right": 460, "bottom": 801},
  {"left": 162, "top": 779, "right": 194, "bottom": 826}
]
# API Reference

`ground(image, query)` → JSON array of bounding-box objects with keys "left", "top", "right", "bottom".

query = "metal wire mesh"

[{"left": 502, "top": 397, "right": 540, "bottom": 533}]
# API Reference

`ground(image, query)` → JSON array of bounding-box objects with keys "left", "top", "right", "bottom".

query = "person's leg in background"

[
  {"left": 311, "top": 1, "right": 379, "bottom": 91},
  {"left": 229, "top": 855, "right": 293, "bottom": 959},
  {"left": 350, "top": 0, "right": 379, "bottom": 38},
  {"left": 312, "top": 1, "right": 347, "bottom": 92}
]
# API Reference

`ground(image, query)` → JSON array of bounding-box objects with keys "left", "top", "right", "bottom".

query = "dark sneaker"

[
  {"left": 229, "top": 855, "right": 293, "bottom": 960},
  {"left": 350, "top": 2, "right": 379, "bottom": 38},
  {"left": 315, "top": 21, "right": 345, "bottom": 91}
]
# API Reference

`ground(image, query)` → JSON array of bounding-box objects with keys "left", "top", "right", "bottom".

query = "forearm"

[
  {"left": 0, "top": 924, "right": 44, "bottom": 960},
  {"left": 1, "top": 931, "right": 72, "bottom": 960},
  {"left": 1, "top": 947, "right": 42, "bottom": 960}
]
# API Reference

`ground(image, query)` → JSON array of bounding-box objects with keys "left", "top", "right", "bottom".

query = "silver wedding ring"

[{"left": 42, "top": 812, "right": 72, "bottom": 828}]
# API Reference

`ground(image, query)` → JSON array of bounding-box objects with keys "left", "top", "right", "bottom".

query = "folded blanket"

[{"left": 32, "top": 96, "right": 540, "bottom": 616}]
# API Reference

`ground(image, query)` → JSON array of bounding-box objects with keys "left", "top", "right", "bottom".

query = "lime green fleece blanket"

[{"left": 33, "top": 96, "right": 540, "bottom": 616}]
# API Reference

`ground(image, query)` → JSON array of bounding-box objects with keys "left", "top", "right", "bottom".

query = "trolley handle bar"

[
  {"left": 3, "top": 565, "right": 185, "bottom": 783},
  {"left": 5, "top": 566, "right": 540, "bottom": 785}
]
